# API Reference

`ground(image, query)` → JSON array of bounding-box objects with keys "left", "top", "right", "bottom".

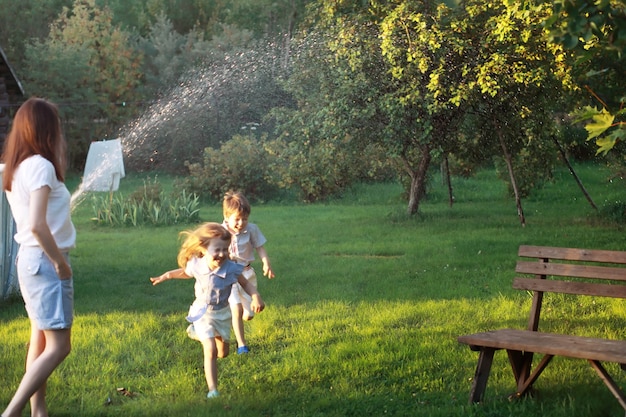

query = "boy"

[{"left": 223, "top": 191, "right": 275, "bottom": 354}]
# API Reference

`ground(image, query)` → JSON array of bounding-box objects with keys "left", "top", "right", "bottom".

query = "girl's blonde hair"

[{"left": 177, "top": 222, "right": 231, "bottom": 268}]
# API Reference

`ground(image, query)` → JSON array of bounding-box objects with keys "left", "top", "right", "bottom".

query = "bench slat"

[
  {"left": 458, "top": 328, "right": 626, "bottom": 364},
  {"left": 513, "top": 277, "right": 626, "bottom": 298},
  {"left": 516, "top": 261, "right": 626, "bottom": 281},
  {"left": 519, "top": 245, "right": 626, "bottom": 264}
]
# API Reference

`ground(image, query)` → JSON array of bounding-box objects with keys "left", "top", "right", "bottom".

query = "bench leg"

[
  {"left": 517, "top": 354, "right": 553, "bottom": 396},
  {"left": 589, "top": 360, "right": 626, "bottom": 411},
  {"left": 506, "top": 350, "right": 556, "bottom": 399},
  {"left": 506, "top": 350, "right": 530, "bottom": 385},
  {"left": 469, "top": 348, "right": 496, "bottom": 404}
]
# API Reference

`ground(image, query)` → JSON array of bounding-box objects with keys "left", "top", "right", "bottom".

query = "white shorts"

[
  {"left": 192, "top": 306, "right": 232, "bottom": 342},
  {"left": 17, "top": 247, "right": 74, "bottom": 330},
  {"left": 228, "top": 266, "right": 257, "bottom": 306}
]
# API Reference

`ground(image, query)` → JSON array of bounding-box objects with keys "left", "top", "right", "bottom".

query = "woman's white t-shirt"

[{"left": 5, "top": 155, "right": 76, "bottom": 249}]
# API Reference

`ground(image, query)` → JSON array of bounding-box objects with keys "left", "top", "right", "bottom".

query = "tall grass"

[{"left": 1, "top": 163, "right": 625, "bottom": 416}]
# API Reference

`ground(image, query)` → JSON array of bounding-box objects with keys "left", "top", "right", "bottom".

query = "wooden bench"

[{"left": 457, "top": 245, "right": 626, "bottom": 411}]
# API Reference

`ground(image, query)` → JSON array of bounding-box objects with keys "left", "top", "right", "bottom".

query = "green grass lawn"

[{"left": 2, "top": 163, "right": 626, "bottom": 416}]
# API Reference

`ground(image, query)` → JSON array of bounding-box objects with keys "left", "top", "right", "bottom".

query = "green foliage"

[
  {"left": 2, "top": 0, "right": 620, "bottom": 217},
  {"left": 546, "top": 0, "right": 626, "bottom": 156},
  {"left": 135, "top": 13, "right": 255, "bottom": 97},
  {"left": 0, "top": 0, "right": 72, "bottom": 65},
  {"left": 23, "top": 40, "right": 101, "bottom": 170},
  {"left": 301, "top": 0, "right": 576, "bottom": 215},
  {"left": 280, "top": 4, "right": 443, "bottom": 210},
  {"left": 442, "top": 0, "right": 576, "bottom": 217},
  {"left": 22, "top": 0, "right": 144, "bottom": 169},
  {"left": 265, "top": 135, "right": 357, "bottom": 202},
  {"left": 266, "top": 29, "right": 397, "bottom": 201},
  {"left": 0, "top": 0, "right": 306, "bottom": 174},
  {"left": 180, "top": 123, "right": 394, "bottom": 203},
  {"left": 599, "top": 200, "right": 626, "bottom": 224},
  {"left": 90, "top": 177, "right": 200, "bottom": 226},
  {"left": 572, "top": 105, "right": 626, "bottom": 155},
  {"left": 546, "top": 0, "right": 626, "bottom": 55},
  {"left": 182, "top": 133, "right": 279, "bottom": 202}
]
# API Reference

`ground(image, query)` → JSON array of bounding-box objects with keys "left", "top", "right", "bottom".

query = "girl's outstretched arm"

[{"left": 150, "top": 268, "right": 190, "bottom": 285}]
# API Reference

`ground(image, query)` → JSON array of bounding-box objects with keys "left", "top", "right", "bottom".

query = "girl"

[
  {"left": 150, "top": 222, "right": 265, "bottom": 398},
  {"left": 1, "top": 98, "right": 76, "bottom": 417}
]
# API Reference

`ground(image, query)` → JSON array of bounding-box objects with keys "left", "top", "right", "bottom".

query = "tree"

[
  {"left": 376, "top": 1, "right": 468, "bottom": 214},
  {"left": 136, "top": 13, "right": 217, "bottom": 96},
  {"left": 439, "top": 0, "right": 576, "bottom": 224},
  {"left": 23, "top": 0, "right": 144, "bottom": 169},
  {"left": 0, "top": 0, "right": 72, "bottom": 66},
  {"left": 545, "top": 0, "right": 626, "bottom": 154},
  {"left": 273, "top": 0, "right": 458, "bottom": 211},
  {"left": 23, "top": 40, "right": 100, "bottom": 170},
  {"left": 287, "top": 0, "right": 575, "bottom": 221},
  {"left": 266, "top": 28, "right": 395, "bottom": 202},
  {"left": 546, "top": 0, "right": 626, "bottom": 54}
]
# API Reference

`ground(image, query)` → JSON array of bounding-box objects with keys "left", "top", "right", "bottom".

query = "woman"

[{"left": 1, "top": 97, "right": 75, "bottom": 417}]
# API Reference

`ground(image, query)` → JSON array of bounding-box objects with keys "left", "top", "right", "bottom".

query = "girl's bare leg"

[
  {"left": 215, "top": 336, "right": 229, "bottom": 359},
  {"left": 201, "top": 338, "right": 219, "bottom": 392}
]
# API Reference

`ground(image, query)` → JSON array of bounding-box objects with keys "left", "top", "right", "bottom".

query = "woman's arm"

[{"left": 30, "top": 186, "right": 72, "bottom": 279}]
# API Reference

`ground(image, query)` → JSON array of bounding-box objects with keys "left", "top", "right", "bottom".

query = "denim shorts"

[{"left": 17, "top": 247, "right": 74, "bottom": 330}]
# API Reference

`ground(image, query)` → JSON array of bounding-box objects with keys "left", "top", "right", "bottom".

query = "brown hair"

[
  {"left": 223, "top": 191, "right": 251, "bottom": 218},
  {"left": 177, "top": 222, "right": 231, "bottom": 268},
  {"left": 2, "top": 97, "right": 66, "bottom": 191}
]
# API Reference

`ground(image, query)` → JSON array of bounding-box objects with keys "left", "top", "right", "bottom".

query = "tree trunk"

[
  {"left": 406, "top": 146, "right": 432, "bottom": 215},
  {"left": 552, "top": 135, "right": 598, "bottom": 210},
  {"left": 497, "top": 129, "right": 526, "bottom": 226},
  {"left": 442, "top": 154, "right": 454, "bottom": 207}
]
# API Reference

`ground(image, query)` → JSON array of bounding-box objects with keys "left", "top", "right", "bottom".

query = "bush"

[
  {"left": 90, "top": 177, "right": 200, "bottom": 226},
  {"left": 599, "top": 200, "right": 626, "bottom": 224},
  {"left": 264, "top": 138, "right": 395, "bottom": 203},
  {"left": 182, "top": 133, "right": 279, "bottom": 202},
  {"left": 181, "top": 132, "right": 395, "bottom": 203}
]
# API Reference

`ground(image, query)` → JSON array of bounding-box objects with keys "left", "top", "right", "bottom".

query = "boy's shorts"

[
  {"left": 228, "top": 266, "right": 257, "bottom": 306},
  {"left": 17, "top": 247, "right": 74, "bottom": 330}
]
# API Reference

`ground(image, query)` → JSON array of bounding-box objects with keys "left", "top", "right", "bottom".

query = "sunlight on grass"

[
  {"left": 2, "top": 164, "right": 626, "bottom": 416},
  {"left": 4, "top": 294, "right": 618, "bottom": 416}
]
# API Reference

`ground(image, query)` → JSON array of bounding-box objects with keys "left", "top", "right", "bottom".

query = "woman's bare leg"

[{"left": 1, "top": 326, "right": 71, "bottom": 417}]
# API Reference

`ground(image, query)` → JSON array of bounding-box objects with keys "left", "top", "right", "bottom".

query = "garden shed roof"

[
  {"left": 0, "top": 45, "right": 25, "bottom": 146},
  {"left": 0, "top": 45, "right": 25, "bottom": 101}
]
